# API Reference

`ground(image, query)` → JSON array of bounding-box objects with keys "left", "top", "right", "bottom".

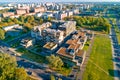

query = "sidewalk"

[
  {"left": 76, "top": 36, "right": 95, "bottom": 80},
  {"left": 110, "top": 27, "right": 120, "bottom": 80}
]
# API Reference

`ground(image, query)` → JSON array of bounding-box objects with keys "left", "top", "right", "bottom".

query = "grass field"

[
  {"left": 16, "top": 47, "right": 71, "bottom": 76},
  {"left": 16, "top": 47, "right": 46, "bottom": 63},
  {"left": 83, "top": 35, "right": 114, "bottom": 80},
  {"left": 83, "top": 40, "right": 90, "bottom": 51}
]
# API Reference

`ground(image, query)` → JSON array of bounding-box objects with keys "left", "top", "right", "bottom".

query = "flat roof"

[
  {"left": 75, "top": 50, "right": 85, "bottom": 57},
  {"left": 57, "top": 31, "right": 86, "bottom": 59},
  {"left": 57, "top": 47, "right": 73, "bottom": 59},
  {"left": 43, "top": 42, "right": 57, "bottom": 50},
  {"left": 66, "top": 38, "right": 79, "bottom": 45},
  {"left": 68, "top": 44, "right": 80, "bottom": 50}
]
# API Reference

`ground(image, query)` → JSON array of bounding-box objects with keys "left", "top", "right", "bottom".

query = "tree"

[
  {"left": 104, "top": 23, "right": 111, "bottom": 33},
  {"left": 0, "top": 53, "right": 29, "bottom": 80},
  {"left": 13, "top": 18, "right": 19, "bottom": 24},
  {"left": 27, "top": 16, "right": 34, "bottom": 23},
  {"left": 48, "top": 17, "right": 52, "bottom": 21},
  {"left": 46, "top": 55, "right": 63, "bottom": 68},
  {"left": 0, "top": 53, "right": 17, "bottom": 80},
  {"left": 24, "top": 22, "right": 32, "bottom": 30},
  {"left": 50, "top": 75, "right": 55, "bottom": 80},
  {"left": 0, "top": 28, "right": 5, "bottom": 40},
  {"left": 8, "top": 22, "right": 15, "bottom": 26},
  {"left": 39, "top": 18, "right": 43, "bottom": 24},
  {"left": 19, "top": 16, "right": 25, "bottom": 24},
  {"left": 15, "top": 68, "right": 28, "bottom": 80}
]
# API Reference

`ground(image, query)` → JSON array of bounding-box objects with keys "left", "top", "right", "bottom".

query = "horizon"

[{"left": 0, "top": 0, "right": 120, "bottom": 3}]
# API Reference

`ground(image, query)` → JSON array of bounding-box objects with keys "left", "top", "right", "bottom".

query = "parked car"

[
  {"left": 21, "top": 59, "right": 25, "bottom": 62},
  {"left": 116, "top": 57, "right": 120, "bottom": 61},
  {"left": 116, "top": 62, "right": 120, "bottom": 67},
  {"left": 69, "top": 74, "right": 74, "bottom": 77},
  {"left": 27, "top": 71, "right": 32, "bottom": 75},
  {"left": 117, "top": 54, "right": 120, "bottom": 56}
]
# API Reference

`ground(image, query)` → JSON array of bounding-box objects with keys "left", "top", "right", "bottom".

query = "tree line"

[
  {"left": 0, "top": 15, "right": 54, "bottom": 40},
  {"left": 0, "top": 53, "right": 30, "bottom": 80},
  {"left": 0, "top": 52, "right": 64, "bottom": 80},
  {"left": 64, "top": 16, "right": 111, "bottom": 33}
]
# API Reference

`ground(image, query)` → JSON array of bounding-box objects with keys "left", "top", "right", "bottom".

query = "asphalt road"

[
  {"left": 0, "top": 41, "right": 71, "bottom": 80},
  {"left": 110, "top": 20, "right": 120, "bottom": 80}
]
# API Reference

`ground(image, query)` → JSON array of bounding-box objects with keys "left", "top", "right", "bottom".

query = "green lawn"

[
  {"left": 10, "top": 40, "right": 21, "bottom": 48},
  {"left": 83, "top": 40, "right": 90, "bottom": 51},
  {"left": 83, "top": 35, "right": 114, "bottom": 80},
  {"left": 16, "top": 47, "right": 46, "bottom": 63},
  {"left": 16, "top": 47, "right": 71, "bottom": 76},
  {"left": 54, "top": 67, "right": 72, "bottom": 76},
  {"left": 31, "top": 45, "right": 42, "bottom": 53},
  {"left": 3, "top": 36, "right": 15, "bottom": 42}
]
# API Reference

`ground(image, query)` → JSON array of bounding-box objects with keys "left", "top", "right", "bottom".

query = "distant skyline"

[{"left": 0, "top": 0, "right": 120, "bottom": 2}]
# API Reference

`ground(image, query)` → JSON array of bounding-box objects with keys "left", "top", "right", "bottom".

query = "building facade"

[
  {"left": 2, "top": 12, "right": 14, "bottom": 17},
  {"left": 57, "top": 31, "right": 87, "bottom": 66}
]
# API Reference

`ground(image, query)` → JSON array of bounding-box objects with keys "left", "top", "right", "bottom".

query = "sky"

[{"left": 0, "top": 0, "right": 120, "bottom": 2}]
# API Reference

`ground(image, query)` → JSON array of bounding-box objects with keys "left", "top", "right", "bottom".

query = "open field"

[
  {"left": 83, "top": 35, "right": 114, "bottom": 80},
  {"left": 16, "top": 47, "right": 46, "bottom": 63},
  {"left": 83, "top": 40, "right": 90, "bottom": 51}
]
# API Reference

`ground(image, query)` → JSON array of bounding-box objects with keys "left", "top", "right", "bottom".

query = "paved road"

[
  {"left": 0, "top": 45, "right": 48, "bottom": 80},
  {"left": 110, "top": 20, "right": 120, "bottom": 80},
  {"left": 0, "top": 41, "right": 71, "bottom": 80}
]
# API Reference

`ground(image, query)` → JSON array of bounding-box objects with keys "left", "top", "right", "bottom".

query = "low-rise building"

[
  {"left": 9, "top": 14, "right": 21, "bottom": 18},
  {"left": 16, "top": 9, "right": 28, "bottom": 15},
  {"left": 42, "top": 12, "right": 54, "bottom": 19},
  {"left": 3, "top": 24, "right": 22, "bottom": 32},
  {"left": 31, "top": 22, "right": 52, "bottom": 40},
  {"left": 67, "top": 11, "right": 73, "bottom": 17},
  {"left": 35, "top": 12, "right": 43, "bottom": 17},
  {"left": 2, "top": 12, "right": 15, "bottom": 17},
  {"left": 54, "top": 11, "right": 67, "bottom": 20},
  {"left": 0, "top": 17, "right": 1, "bottom": 22},
  {"left": 31, "top": 21, "right": 76, "bottom": 44},
  {"left": 31, "top": 21, "right": 76, "bottom": 43},
  {"left": 58, "top": 12, "right": 67, "bottom": 20},
  {"left": 18, "top": 6, "right": 30, "bottom": 13},
  {"left": 72, "top": 9, "right": 79, "bottom": 14},
  {"left": 57, "top": 31, "right": 87, "bottom": 66},
  {"left": 58, "top": 21, "right": 76, "bottom": 36},
  {"left": 23, "top": 12, "right": 36, "bottom": 16},
  {"left": 34, "top": 7, "right": 46, "bottom": 13},
  {"left": 20, "top": 38, "right": 35, "bottom": 48},
  {"left": 43, "top": 42, "right": 58, "bottom": 54},
  {"left": 41, "top": 29, "right": 64, "bottom": 43}
]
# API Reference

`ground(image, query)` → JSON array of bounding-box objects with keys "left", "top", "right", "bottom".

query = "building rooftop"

[
  {"left": 43, "top": 42, "right": 57, "bottom": 50},
  {"left": 57, "top": 31, "right": 86, "bottom": 60},
  {"left": 66, "top": 38, "right": 79, "bottom": 45},
  {"left": 57, "top": 47, "right": 73, "bottom": 59},
  {"left": 68, "top": 44, "right": 80, "bottom": 50},
  {"left": 75, "top": 50, "right": 85, "bottom": 57}
]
